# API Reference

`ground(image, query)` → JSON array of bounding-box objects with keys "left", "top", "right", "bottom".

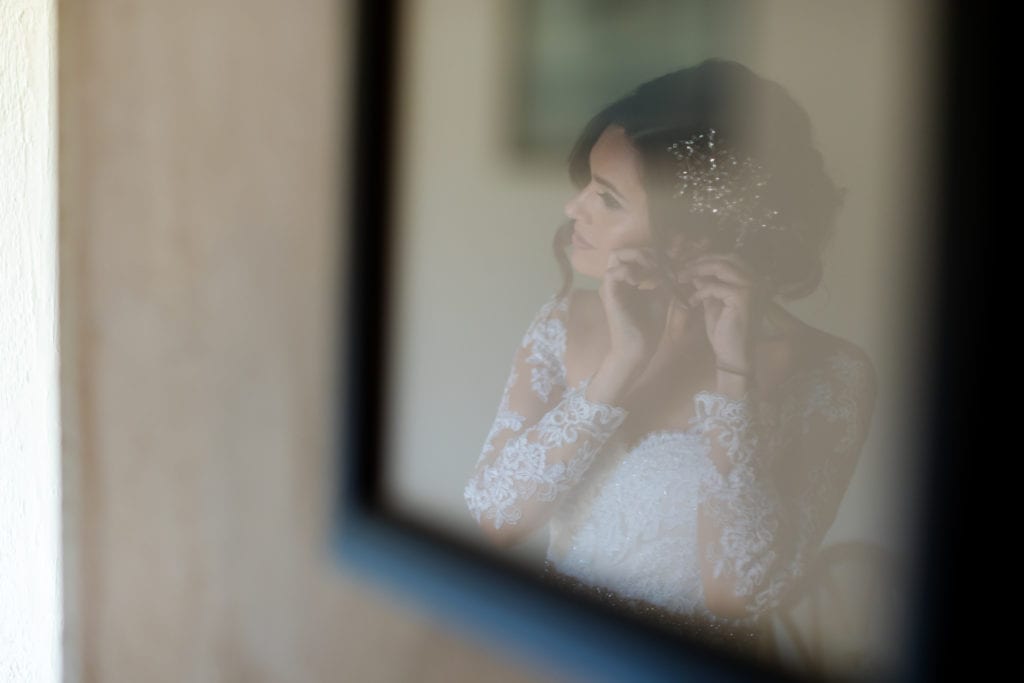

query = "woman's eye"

[{"left": 598, "top": 191, "right": 622, "bottom": 210}]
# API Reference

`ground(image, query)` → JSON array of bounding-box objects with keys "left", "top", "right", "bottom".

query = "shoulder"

[
  {"left": 558, "top": 288, "right": 609, "bottom": 387},
  {"left": 565, "top": 287, "right": 603, "bottom": 331},
  {"left": 562, "top": 287, "right": 610, "bottom": 353},
  {"left": 764, "top": 306, "right": 877, "bottom": 409},
  {"left": 809, "top": 331, "right": 877, "bottom": 401},
  {"left": 527, "top": 288, "right": 601, "bottom": 344},
  {"left": 522, "top": 291, "right": 572, "bottom": 347},
  {"left": 537, "top": 290, "right": 571, "bottom": 321},
  {"left": 786, "top": 328, "right": 878, "bottom": 432},
  {"left": 524, "top": 292, "right": 572, "bottom": 345},
  {"left": 770, "top": 330, "right": 878, "bottom": 459},
  {"left": 770, "top": 303, "right": 875, "bottom": 392}
]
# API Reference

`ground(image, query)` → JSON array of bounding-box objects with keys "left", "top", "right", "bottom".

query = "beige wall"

[
  {"left": 60, "top": 0, "right": 944, "bottom": 679},
  {"left": 59, "top": 1, "right": 558, "bottom": 681}
]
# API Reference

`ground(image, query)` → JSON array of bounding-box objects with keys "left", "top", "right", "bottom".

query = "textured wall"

[
  {"left": 0, "top": 0, "right": 59, "bottom": 681},
  {"left": 58, "top": 2, "right": 558, "bottom": 681}
]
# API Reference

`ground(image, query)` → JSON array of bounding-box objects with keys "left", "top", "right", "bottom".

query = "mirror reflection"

[{"left": 383, "top": 2, "right": 936, "bottom": 679}]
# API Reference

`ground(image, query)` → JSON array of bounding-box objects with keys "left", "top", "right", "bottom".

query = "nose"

[{"left": 563, "top": 188, "right": 587, "bottom": 222}]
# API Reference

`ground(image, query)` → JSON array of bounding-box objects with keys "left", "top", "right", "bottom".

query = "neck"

[{"left": 646, "top": 300, "right": 715, "bottom": 379}]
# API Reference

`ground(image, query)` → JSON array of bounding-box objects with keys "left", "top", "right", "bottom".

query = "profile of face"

[
  {"left": 563, "top": 125, "right": 653, "bottom": 280},
  {"left": 564, "top": 125, "right": 709, "bottom": 283}
]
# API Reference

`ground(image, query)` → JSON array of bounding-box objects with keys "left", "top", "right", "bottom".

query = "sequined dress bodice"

[{"left": 546, "top": 421, "right": 717, "bottom": 616}]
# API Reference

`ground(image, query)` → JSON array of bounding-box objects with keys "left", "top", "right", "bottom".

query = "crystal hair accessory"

[{"left": 666, "top": 127, "right": 786, "bottom": 250}]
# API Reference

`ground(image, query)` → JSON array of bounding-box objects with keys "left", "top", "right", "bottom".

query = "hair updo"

[{"left": 553, "top": 58, "right": 846, "bottom": 302}]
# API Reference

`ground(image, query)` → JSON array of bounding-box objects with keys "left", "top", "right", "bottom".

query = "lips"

[{"left": 571, "top": 228, "right": 595, "bottom": 249}]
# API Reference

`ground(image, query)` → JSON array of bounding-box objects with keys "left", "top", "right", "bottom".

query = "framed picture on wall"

[
  {"left": 332, "top": 1, "right": 981, "bottom": 681},
  {"left": 509, "top": 0, "right": 742, "bottom": 157}
]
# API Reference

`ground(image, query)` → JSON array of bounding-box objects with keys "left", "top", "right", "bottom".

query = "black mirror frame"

[{"left": 331, "top": 1, "right": 985, "bottom": 681}]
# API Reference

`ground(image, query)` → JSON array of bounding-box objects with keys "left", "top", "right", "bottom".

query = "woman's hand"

[
  {"left": 597, "top": 246, "right": 675, "bottom": 374},
  {"left": 680, "top": 252, "right": 765, "bottom": 378}
]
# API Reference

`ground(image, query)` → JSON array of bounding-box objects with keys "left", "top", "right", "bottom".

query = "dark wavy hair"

[{"left": 553, "top": 58, "right": 846, "bottom": 302}]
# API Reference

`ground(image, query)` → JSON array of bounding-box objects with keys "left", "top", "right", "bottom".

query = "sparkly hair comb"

[{"left": 666, "top": 127, "right": 787, "bottom": 250}]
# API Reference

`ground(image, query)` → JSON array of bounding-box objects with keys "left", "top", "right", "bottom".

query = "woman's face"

[{"left": 564, "top": 125, "right": 653, "bottom": 279}]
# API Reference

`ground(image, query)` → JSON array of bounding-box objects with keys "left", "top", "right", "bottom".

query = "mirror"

[{"left": 348, "top": 1, "right": 950, "bottom": 680}]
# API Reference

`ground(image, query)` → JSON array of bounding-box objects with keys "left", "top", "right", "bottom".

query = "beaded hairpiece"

[{"left": 666, "top": 127, "right": 786, "bottom": 250}]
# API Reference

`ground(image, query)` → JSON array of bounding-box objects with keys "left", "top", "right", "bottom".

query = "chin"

[{"left": 569, "top": 248, "right": 605, "bottom": 280}]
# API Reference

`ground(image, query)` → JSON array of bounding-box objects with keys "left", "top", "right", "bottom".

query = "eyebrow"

[{"left": 593, "top": 174, "right": 627, "bottom": 204}]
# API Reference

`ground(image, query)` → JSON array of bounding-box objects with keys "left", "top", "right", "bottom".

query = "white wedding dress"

[{"left": 463, "top": 291, "right": 876, "bottom": 634}]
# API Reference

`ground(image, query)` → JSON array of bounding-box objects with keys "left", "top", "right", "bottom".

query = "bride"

[{"left": 463, "top": 59, "right": 877, "bottom": 655}]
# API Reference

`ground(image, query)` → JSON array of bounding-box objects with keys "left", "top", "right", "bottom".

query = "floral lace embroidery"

[
  {"left": 691, "top": 347, "right": 875, "bottom": 616},
  {"left": 692, "top": 393, "right": 781, "bottom": 603},
  {"left": 477, "top": 364, "right": 526, "bottom": 463},
  {"left": 797, "top": 350, "right": 872, "bottom": 452},
  {"left": 522, "top": 295, "right": 568, "bottom": 403},
  {"left": 473, "top": 295, "right": 567, "bottom": 468},
  {"left": 466, "top": 291, "right": 876, "bottom": 625},
  {"left": 464, "top": 376, "right": 628, "bottom": 530}
]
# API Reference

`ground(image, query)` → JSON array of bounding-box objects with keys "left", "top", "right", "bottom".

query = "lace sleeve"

[
  {"left": 463, "top": 293, "right": 629, "bottom": 538},
  {"left": 691, "top": 346, "right": 878, "bottom": 619}
]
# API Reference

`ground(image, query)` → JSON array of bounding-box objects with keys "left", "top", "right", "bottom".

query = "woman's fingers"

[
  {"left": 687, "top": 281, "right": 748, "bottom": 307},
  {"left": 608, "top": 248, "right": 669, "bottom": 289},
  {"left": 706, "top": 251, "right": 752, "bottom": 270},
  {"left": 696, "top": 251, "right": 752, "bottom": 273},
  {"left": 605, "top": 263, "right": 626, "bottom": 281},
  {"left": 607, "top": 247, "right": 760, "bottom": 292},
  {"left": 678, "top": 253, "right": 755, "bottom": 287},
  {"left": 606, "top": 260, "right": 647, "bottom": 284},
  {"left": 608, "top": 247, "right": 658, "bottom": 272}
]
